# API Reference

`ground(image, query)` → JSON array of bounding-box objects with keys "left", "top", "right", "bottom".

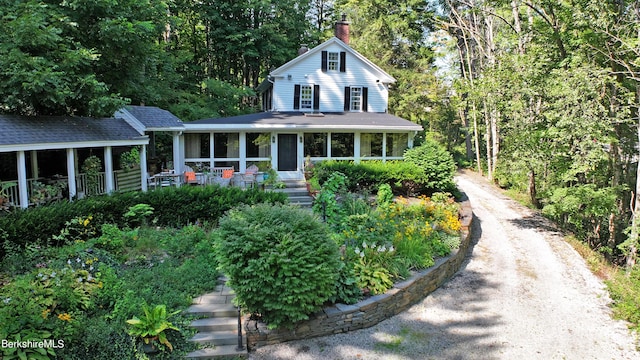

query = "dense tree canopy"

[{"left": 440, "top": 0, "right": 640, "bottom": 267}]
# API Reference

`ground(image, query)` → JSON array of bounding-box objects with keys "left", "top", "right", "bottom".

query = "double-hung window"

[
  {"left": 344, "top": 86, "right": 368, "bottom": 112},
  {"left": 300, "top": 85, "right": 313, "bottom": 109},
  {"left": 294, "top": 84, "right": 320, "bottom": 111},
  {"left": 350, "top": 87, "right": 362, "bottom": 111},
  {"left": 328, "top": 52, "right": 339, "bottom": 71}
]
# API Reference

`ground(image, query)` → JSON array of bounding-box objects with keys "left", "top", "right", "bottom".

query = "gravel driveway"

[{"left": 249, "top": 171, "right": 640, "bottom": 359}]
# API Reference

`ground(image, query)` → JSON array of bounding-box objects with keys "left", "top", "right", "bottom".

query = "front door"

[{"left": 277, "top": 134, "right": 297, "bottom": 171}]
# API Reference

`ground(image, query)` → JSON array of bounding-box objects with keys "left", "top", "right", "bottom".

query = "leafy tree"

[{"left": 0, "top": 0, "right": 125, "bottom": 116}]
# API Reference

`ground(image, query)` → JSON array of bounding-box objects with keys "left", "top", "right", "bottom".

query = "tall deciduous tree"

[{"left": 0, "top": 0, "right": 125, "bottom": 116}]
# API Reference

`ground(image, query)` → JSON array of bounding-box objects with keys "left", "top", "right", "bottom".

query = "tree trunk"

[
  {"left": 626, "top": 106, "right": 640, "bottom": 272},
  {"left": 484, "top": 102, "right": 493, "bottom": 181},
  {"left": 528, "top": 168, "right": 539, "bottom": 208},
  {"left": 472, "top": 103, "right": 482, "bottom": 175}
]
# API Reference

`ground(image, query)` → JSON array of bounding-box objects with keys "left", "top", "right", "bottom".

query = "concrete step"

[
  {"left": 185, "top": 345, "right": 247, "bottom": 359},
  {"left": 190, "top": 318, "right": 238, "bottom": 332},
  {"left": 187, "top": 303, "right": 238, "bottom": 317},
  {"left": 189, "top": 330, "right": 243, "bottom": 347}
]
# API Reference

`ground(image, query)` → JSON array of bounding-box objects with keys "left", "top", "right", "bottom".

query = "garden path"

[{"left": 248, "top": 170, "right": 640, "bottom": 359}]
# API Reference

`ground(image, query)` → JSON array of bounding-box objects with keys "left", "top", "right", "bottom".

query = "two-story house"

[{"left": 181, "top": 16, "right": 422, "bottom": 179}]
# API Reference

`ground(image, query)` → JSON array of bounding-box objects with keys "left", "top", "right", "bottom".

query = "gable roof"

[
  {"left": 270, "top": 37, "right": 396, "bottom": 84},
  {"left": 186, "top": 112, "right": 422, "bottom": 132},
  {"left": 0, "top": 115, "right": 148, "bottom": 152},
  {"left": 115, "top": 106, "right": 184, "bottom": 133}
]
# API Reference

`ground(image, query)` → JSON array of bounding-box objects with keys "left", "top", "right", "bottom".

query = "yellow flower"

[
  {"left": 57, "top": 313, "right": 72, "bottom": 322},
  {"left": 41, "top": 308, "right": 50, "bottom": 319}
]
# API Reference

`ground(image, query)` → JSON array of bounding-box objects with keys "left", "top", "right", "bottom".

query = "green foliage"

[
  {"left": 403, "top": 139, "right": 457, "bottom": 193},
  {"left": 311, "top": 160, "right": 431, "bottom": 196},
  {"left": 119, "top": 147, "right": 140, "bottom": 171},
  {"left": 0, "top": 0, "right": 127, "bottom": 116},
  {"left": 1, "top": 218, "right": 217, "bottom": 358},
  {"left": 376, "top": 183, "right": 393, "bottom": 207},
  {"left": 353, "top": 258, "right": 394, "bottom": 295},
  {"left": 123, "top": 203, "right": 154, "bottom": 227},
  {"left": 215, "top": 204, "right": 340, "bottom": 329},
  {"left": 607, "top": 265, "right": 640, "bottom": 333},
  {"left": 126, "top": 304, "right": 180, "bottom": 352},
  {"left": 51, "top": 215, "right": 98, "bottom": 247},
  {"left": 313, "top": 172, "right": 347, "bottom": 228},
  {"left": 0, "top": 185, "right": 286, "bottom": 258},
  {"left": 329, "top": 260, "right": 362, "bottom": 304}
]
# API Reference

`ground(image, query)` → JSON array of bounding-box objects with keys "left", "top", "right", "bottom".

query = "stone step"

[
  {"left": 189, "top": 330, "right": 243, "bottom": 347},
  {"left": 187, "top": 303, "right": 238, "bottom": 317},
  {"left": 185, "top": 345, "right": 248, "bottom": 359},
  {"left": 192, "top": 293, "right": 235, "bottom": 305},
  {"left": 190, "top": 318, "right": 238, "bottom": 332}
]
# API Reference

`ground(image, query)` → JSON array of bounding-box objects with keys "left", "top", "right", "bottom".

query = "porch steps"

[
  {"left": 272, "top": 179, "right": 314, "bottom": 208},
  {"left": 186, "top": 278, "right": 247, "bottom": 360}
]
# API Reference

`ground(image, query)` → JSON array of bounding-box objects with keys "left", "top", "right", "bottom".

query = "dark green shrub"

[
  {"left": 0, "top": 186, "right": 287, "bottom": 258},
  {"left": 215, "top": 204, "right": 340, "bottom": 329},
  {"left": 311, "top": 160, "right": 427, "bottom": 195},
  {"left": 403, "top": 139, "right": 457, "bottom": 192}
]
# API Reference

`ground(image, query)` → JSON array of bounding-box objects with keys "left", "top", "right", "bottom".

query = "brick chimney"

[{"left": 335, "top": 14, "right": 350, "bottom": 45}]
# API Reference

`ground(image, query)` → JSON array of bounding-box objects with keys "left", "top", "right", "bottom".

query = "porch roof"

[
  {"left": 184, "top": 112, "right": 423, "bottom": 132},
  {"left": 116, "top": 106, "right": 184, "bottom": 133},
  {"left": 0, "top": 115, "right": 149, "bottom": 152}
]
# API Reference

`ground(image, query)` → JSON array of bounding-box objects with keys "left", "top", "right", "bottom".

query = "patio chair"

[
  {"left": 184, "top": 166, "right": 198, "bottom": 185},
  {"left": 241, "top": 165, "right": 259, "bottom": 188}
]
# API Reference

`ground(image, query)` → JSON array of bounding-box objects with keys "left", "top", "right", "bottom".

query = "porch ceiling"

[
  {"left": 0, "top": 115, "right": 148, "bottom": 153},
  {"left": 185, "top": 112, "right": 423, "bottom": 132}
]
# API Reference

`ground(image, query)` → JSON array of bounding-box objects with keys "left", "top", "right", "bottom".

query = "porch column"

[
  {"left": 17, "top": 151, "right": 29, "bottom": 209},
  {"left": 172, "top": 131, "right": 181, "bottom": 174},
  {"left": 104, "top": 146, "right": 114, "bottom": 193},
  {"left": 66, "top": 148, "right": 77, "bottom": 200},
  {"left": 297, "top": 133, "right": 304, "bottom": 170},
  {"left": 382, "top": 133, "right": 388, "bottom": 162},
  {"left": 140, "top": 145, "right": 148, "bottom": 191},
  {"left": 239, "top": 132, "right": 247, "bottom": 173},
  {"left": 30, "top": 150, "right": 39, "bottom": 179},
  {"left": 354, "top": 133, "right": 361, "bottom": 164}
]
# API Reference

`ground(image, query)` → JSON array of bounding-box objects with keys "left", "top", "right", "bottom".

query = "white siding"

[{"left": 271, "top": 43, "right": 390, "bottom": 113}]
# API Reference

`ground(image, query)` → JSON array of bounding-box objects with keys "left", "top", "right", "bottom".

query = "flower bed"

[{"left": 245, "top": 196, "right": 473, "bottom": 349}]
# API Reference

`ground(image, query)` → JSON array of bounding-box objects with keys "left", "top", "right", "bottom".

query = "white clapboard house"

[{"left": 180, "top": 16, "right": 423, "bottom": 179}]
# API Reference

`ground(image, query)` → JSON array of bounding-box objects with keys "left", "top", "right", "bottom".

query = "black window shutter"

[
  {"left": 313, "top": 85, "right": 320, "bottom": 110},
  {"left": 339, "top": 52, "right": 346, "bottom": 72},
  {"left": 321, "top": 51, "right": 328, "bottom": 72},
  {"left": 344, "top": 86, "right": 351, "bottom": 111},
  {"left": 362, "top": 87, "right": 368, "bottom": 112},
  {"left": 293, "top": 84, "right": 301, "bottom": 110}
]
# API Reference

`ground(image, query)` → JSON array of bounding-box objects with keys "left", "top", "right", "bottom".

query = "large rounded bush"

[
  {"left": 403, "top": 139, "right": 457, "bottom": 192},
  {"left": 214, "top": 204, "right": 340, "bottom": 329}
]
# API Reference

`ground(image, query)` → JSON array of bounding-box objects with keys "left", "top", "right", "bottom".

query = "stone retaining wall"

[{"left": 245, "top": 197, "right": 474, "bottom": 350}]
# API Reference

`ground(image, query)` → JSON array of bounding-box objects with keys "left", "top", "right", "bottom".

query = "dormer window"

[
  {"left": 328, "top": 52, "right": 339, "bottom": 71},
  {"left": 321, "top": 51, "right": 346, "bottom": 72}
]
